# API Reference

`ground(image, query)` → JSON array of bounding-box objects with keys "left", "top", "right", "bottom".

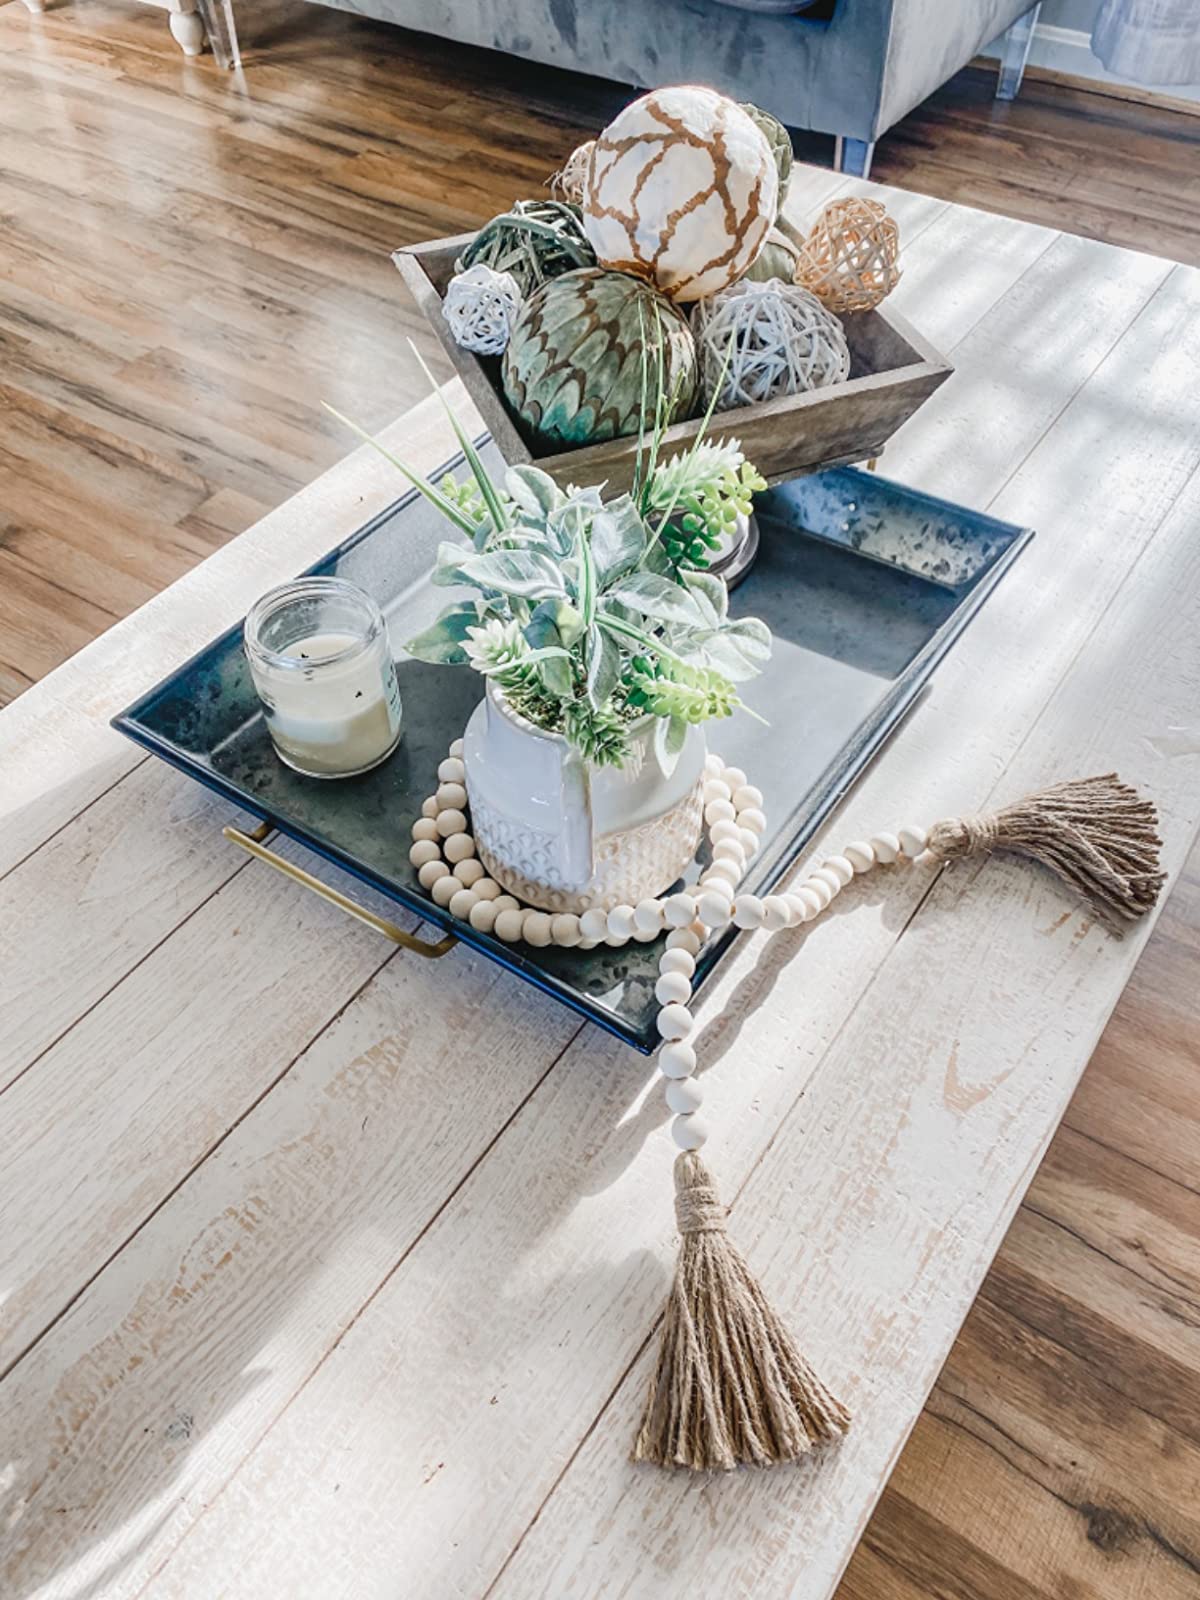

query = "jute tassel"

[
  {"left": 633, "top": 1153, "right": 851, "bottom": 1470},
  {"left": 926, "top": 774, "right": 1165, "bottom": 928}
]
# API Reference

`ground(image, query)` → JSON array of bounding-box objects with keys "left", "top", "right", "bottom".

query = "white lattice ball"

[
  {"left": 692, "top": 279, "right": 851, "bottom": 410},
  {"left": 442, "top": 263, "right": 523, "bottom": 356}
]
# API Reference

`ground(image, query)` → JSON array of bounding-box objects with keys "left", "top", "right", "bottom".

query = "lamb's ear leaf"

[
  {"left": 405, "top": 603, "right": 479, "bottom": 664},
  {"left": 536, "top": 651, "right": 574, "bottom": 696},
  {"left": 432, "top": 539, "right": 476, "bottom": 587},
  {"left": 703, "top": 615, "right": 772, "bottom": 680},
  {"left": 589, "top": 497, "right": 648, "bottom": 587},
  {"left": 653, "top": 711, "right": 688, "bottom": 778},
  {"left": 528, "top": 598, "right": 585, "bottom": 650},
  {"left": 505, "top": 465, "right": 565, "bottom": 518},
  {"left": 584, "top": 623, "right": 622, "bottom": 709},
  {"left": 681, "top": 567, "right": 728, "bottom": 624},
  {"left": 457, "top": 548, "right": 567, "bottom": 600},
  {"left": 605, "top": 571, "right": 705, "bottom": 627}
]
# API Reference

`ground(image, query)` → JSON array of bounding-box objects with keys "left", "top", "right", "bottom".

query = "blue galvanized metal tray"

[{"left": 113, "top": 441, "right": 1031, "bottom": 1052}]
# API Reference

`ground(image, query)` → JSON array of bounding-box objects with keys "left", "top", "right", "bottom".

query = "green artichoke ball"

[{"left": 501, "top": 268, "right": 699, "bottom": 449}]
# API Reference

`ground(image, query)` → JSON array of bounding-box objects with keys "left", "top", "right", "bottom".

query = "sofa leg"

[
  {"left": 997, "top": 2, "right": 1041, "bottom": 100},
  {"left": 834, "top": 137, "right": 874, "bottom": 179}
]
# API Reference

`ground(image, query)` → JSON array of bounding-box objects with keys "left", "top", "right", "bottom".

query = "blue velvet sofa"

[{"left": 308, "top": 0, "right": 1041, "bottom": 175}]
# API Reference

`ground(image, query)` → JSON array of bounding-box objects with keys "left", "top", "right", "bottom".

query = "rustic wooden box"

[{"left": 394, "top": 233, "right": 952, "bottom": 494}]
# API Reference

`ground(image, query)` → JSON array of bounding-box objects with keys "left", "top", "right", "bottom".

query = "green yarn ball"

[
  {"left": 501, "top": 268, "right": 699, "bottom": 449},
  {"left": 456, "top": 199, "right": 596, "bottom": 298},
  {"left": 740, "top": 103, "right": 793, "bottom": 212}
]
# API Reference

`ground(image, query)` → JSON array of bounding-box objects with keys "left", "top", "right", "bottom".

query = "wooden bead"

[
  {"left": 409, "top": 839, "right": 441, "bottom": 868},
  {"left": 657, "top": 1002, "right": 694, "bottom": 1041},
  {"left": 703, "top": 858, "right": 741, "bottom": 888},
  {"left": 633, "top": 925, "right": 660, "bottom": 943},
  {"left": 448, "top": 887, "right": 477, "bottom": 921},
  {"left": 469, "top": 898, "right": 499, "bottom": 934},
  {"left": 899, "top": 824, "right": 928, "bottom": 858},
  {"left": 418, "top": 859, "right": 451, "bottom": 890},
  {"left": 655, "top": 970, "right": 692, "bottom": 1006},
  {"left": 454, "top": 859, "right": 486, "bottom": 887},
  {"left": 412, "top": 817, "right": 439, "bottom": 843},
  {"left": 703, "top": 752, "right": 725, "bottom": 778},
  {"left": 737, "top": 827, "right": 759, "bottom": 858},
  {"left": 493, "top": 907, "right": 526, "bottom": 942},
  {"left": 606, "top": 904, "right": 637, "bottom": 941},
  {"left": 658, "top": 1040, "right": 697, "bottom": 1079},
  {"left": 712, "top": 838, "right": 745, "bottom": 867},
  {"left": 870, "top": 831, "right": 900, "bottom": 864},
  {"left": 666, "top": 1077, "right": 703, "bottom": 1115},
  {"left": 421, "top": 796, "right": 439, "bottom": 819},
  {"left": 738, "top": 806, "right": 766, "bottom": 836},
  {"left": 577, "top": 938, "right": 602, "bottom": 950},
  {"left": 431, "top": 873, "right": 459, "bottom": 907},
  {"left": 702, "top": 777, "right": 732, "bottom": 805},
  {"left": 438, "top": 756, "right": 466, "bottom": 784},
  {"left": 698, "top": 874, "right": 734, "bottom": 902},
  {"left": 824, "top": 855, "right": 854, "bottom": 886},
  {"left": 435, "top": 808, "right": 468, "bottom": 838},
  {"left": 443, "top": 832, "right": 476, "bottom": 864},
  {"left": 813, "top": 867, "right": 843, "bottom": 895},
  {"left": 659, "top": 947, "right": 695, "bottom": 979},
  {"left": 449, "top": 737, "right": 464, "bottom": 758},
  {"left": 789, "top": 888, "right": 821, "bottom": 921},
  {"left": 720, "top": 766, "right": 748, "bottom": 793},
  {"left": 436, "top": 781, "right": 468, "bottom": 810},
  {"left": 732, "top": 893, "right": 765, "bottom": 929},
  {"left": 551, "top": 913, "right": 582, "bottom": 947},
  {"left": 663, "top": 892, "right": 697, "bottom": 929},
  {"left": 805, "top": 877, "right": 833, "bottom": 910},
  {"left": 579, "top": 907, "right": 609, "bottom": 941},
  {"left": 523, "top": 911, "right": 553, "bottom": 947},
  {"left": 696, "top": 890, "right": 732, "bottom": 929},
  {"left": 762, "top": 895, "right": 791, "bottom": 932},
  {"left": 672, "top": 1113, "right": 709, "bottom": 1150},
  {"left": 709, "top": 818, "right": 742, "bottom": 847},
  {"left": 634, "top": 897, "right": 665, "bottom": 935},
  {"left": 665, "top": 927, "right": 702, "bottom": 956},
  {"left": 704, "top": 798, "right": 736, "bottom": 826},
  {"left": 492, "top": 895, "right": 520, "bottom": 913},
  {"left": 845, "top": 841, "right": 875, "bottom": 873},
  {"left": 731, "top": 784, "right": 763, "bottom": 812}
]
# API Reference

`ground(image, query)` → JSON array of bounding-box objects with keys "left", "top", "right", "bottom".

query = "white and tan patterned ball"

[
  {"left": 442, "top": 263, "right": 523, "bottom": 356},
  {"left": 582, "top": 86, "right": 778, "bottom": 304},
  {"left": 692, "top": 279, "right": 851, "bottom": 411},
  {"left": 551, "top": 139, "right": 595, "bottom": 204}
]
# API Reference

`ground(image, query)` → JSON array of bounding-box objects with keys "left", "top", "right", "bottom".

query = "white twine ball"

[
  {"left": 442, "top": 262, "right": 523, "bottom": 357},
  {"left": 692, "top": 279, "right": 851, "bottom": 411},
  {"left": 551, "top": 139, "right": 595, "bottom": 204}
]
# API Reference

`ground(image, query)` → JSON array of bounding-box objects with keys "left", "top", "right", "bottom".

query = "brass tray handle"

[{"left": 223, "top": 819, "right": 457, "bottom": 959}]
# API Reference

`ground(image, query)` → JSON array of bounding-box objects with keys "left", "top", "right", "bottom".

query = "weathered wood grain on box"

[{"left": 393, "top": 233, "right": 953, "bottom": 492}]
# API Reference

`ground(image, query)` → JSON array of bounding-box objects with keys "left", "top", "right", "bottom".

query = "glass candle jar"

[{"left": 244, "top": 578, "right": 403, "bottom": 778}]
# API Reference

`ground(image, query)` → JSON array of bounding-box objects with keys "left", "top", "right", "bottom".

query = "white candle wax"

[{"left": 258, "top": 630, "right": 402, "bottom": 776}]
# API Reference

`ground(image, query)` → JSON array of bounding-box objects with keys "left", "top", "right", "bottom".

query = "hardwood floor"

[{"left": 2, "top": 6, "right": 1198, "bottom": 1596}]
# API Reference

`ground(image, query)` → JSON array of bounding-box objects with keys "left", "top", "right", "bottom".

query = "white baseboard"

[{"left": 984, "top": 22, "right": 1200, "bottom": 105}]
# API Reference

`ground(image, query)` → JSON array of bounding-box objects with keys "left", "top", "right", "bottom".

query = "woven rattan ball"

[
  {"left": 456, "top": 199, "right": 596, "bottom": 298},
  {"left": 794, "top": 197, "right": 901, "bottom": 314},
  {"left": 550, "top": 140, "right": 595, "bottom": 204},
  {"left": 442, "top": 263, "right": 523, "bottom": 356},
  {"left": 692, "top": 280, "right": 850, "bottom": 411}
]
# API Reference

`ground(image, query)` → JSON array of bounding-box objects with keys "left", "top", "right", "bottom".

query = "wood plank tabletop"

[{"left": 2, "top": 168, "right": 1198, "bottom": 1600}]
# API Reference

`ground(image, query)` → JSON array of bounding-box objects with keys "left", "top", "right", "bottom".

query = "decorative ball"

[
  {"left": 456, "top": 199, "right": 596, "bottom": 298},
  {"left": 442, "top": 263, "right": 522, "bottom": 356},
  {"left": 551, "top": 140, "right": 595, "bottom": 204},
  {"left": 582, "top": 86, "right": 778, "bottom": 303},
  {"left": 692, "top": 279, "right": 850, "bottom": 411},
  {"left": 794, "top": 197, "right": 901, "bottom": 314},
  {"left": 739, "top": 102, "right": 792, "bottom": 211},
  {"left": 740, "top": 225, "right": 800, "bottom": 285},
  {"left": 502, "top": 268, "right": 698, "bottom": 448}
]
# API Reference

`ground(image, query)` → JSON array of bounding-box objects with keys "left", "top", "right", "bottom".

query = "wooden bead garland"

[
  {"left": 442, "top": 263, "right": 523, "bottom": 356},
  {"left": 692, "top": 280, "right": 851, "bottom": 411},
  {"left": 794, "top": 196, "right": 902, "bottom": 314}
]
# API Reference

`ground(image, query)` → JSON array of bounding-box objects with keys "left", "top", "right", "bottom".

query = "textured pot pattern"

[{"left": 463, "top": 686, "right": 706, "bottom": 914}]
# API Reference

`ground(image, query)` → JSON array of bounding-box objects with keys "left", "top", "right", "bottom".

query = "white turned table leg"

[{"left": 168, "top": 6, "right": 206, "bottom": 54}]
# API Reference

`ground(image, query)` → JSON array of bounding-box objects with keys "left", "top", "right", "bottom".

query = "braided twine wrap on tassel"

[
  {"left": 633, "top": 1152, "right": 851, "bottom": 1471},
  {"left": 927, "top": 774, "right": 1166, "bottom": 928}
]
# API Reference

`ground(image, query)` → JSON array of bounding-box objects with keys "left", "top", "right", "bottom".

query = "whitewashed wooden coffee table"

[{"left": 3, "top": 170, "right": 1199, "bottom": 1600}]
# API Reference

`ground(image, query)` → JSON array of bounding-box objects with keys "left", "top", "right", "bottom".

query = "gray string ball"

[{"left": 692, "top": 279, "right": 851, "bottom": 411}]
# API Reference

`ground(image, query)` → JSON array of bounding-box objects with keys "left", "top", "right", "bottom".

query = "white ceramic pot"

[{"left": 462, "top": 683, "right": 706, "bottom": 914}]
